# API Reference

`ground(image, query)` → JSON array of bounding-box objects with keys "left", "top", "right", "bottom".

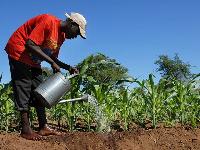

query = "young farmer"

[{"left": 4, "top": 12, "right": 87, "bottom": 141}]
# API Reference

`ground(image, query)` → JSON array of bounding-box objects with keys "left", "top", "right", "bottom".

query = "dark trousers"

[{"left": 8, "top": 56, "right": 43, "bottom": 111}]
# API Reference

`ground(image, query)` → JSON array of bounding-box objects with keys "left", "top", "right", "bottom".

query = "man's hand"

[
  {"left": 68, "top": 66, "right": 79, "bottom": 75},
  {"left": 50, "top": 56, "right": 78, "bottom": 74}
]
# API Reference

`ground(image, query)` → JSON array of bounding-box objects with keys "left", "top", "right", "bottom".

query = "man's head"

[{"left": 65, "top": 12, "right": 87, "bottom": 39}]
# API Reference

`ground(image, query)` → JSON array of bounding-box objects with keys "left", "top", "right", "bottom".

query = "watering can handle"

[
  {"left": 67, "top": 73, "right": 79, "bottom": 79},
  {"left": 53, "top": 68, "right": 59, "bottom": 73}
]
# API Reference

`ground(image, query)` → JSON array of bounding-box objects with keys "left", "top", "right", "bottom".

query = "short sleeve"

[{"left": 28, "top": 21, "right": 50, "bottom": 46}]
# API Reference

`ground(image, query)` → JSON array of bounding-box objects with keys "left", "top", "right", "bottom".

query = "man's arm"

[
  {"left": 26, "top": 38, "right": 61, "bottom": 72},
  {"left": 50, "top": 56, "right": 79, "bottom": 75}
]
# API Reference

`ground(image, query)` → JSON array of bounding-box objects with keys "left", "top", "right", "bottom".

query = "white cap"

[{"left": 65, "top": 12, "right": 87, "bottom": 39}]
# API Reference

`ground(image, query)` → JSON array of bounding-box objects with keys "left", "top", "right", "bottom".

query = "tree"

[
  {"left": 154, "top": 53, "right": 195, "bottom": 81},
  {"left": 76, "top": 53, "right": 129, "bottom": 90}
]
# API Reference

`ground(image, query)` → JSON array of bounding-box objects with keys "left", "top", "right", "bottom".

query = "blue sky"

[{"left": 1, "top": 0, "right": 200, "bottom": 87}]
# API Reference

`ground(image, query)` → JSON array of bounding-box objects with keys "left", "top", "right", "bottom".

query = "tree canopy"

[
  {"left": 154, "top": 53, "right": 195, "bottom": 81},
  {"left": 76, "top": 53, "right": 129, "bottom": 90}
]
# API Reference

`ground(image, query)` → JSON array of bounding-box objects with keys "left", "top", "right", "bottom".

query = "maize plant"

[
  {"left": 0, "top": 82, "right": 14, "bottom": 133},
  {"left": 169, "top": 73, "right": 200, "bottom": 125},
  {"left": 135, "top": 74, "right": 176, "bottom": 128},
  {"left": 2, "top": 54, "right": 200, "bottom": 133},
  {"left": 117, "top": 89, "right": 135, "bottom": 130},
  {"left": 130, "top": 87, "right": 148, "bottom": 127}
]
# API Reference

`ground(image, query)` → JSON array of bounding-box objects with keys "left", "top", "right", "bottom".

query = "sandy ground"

[{"left": 0, "top": 126, "right": 200, "bottom": 150}]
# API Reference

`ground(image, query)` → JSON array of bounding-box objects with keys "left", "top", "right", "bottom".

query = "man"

[{"left": 4, "top": 12, "right": 87, "bottom": 141}]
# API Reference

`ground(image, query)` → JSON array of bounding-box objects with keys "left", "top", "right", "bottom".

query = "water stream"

[{"left": 87, "top": 95, "right": 110, "bottom": 133}]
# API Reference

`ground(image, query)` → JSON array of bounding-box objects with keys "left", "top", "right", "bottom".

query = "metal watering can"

[{"left": 34, "top": 72, "right": 88, "bottom": 109}]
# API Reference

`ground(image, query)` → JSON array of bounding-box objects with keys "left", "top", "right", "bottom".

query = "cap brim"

[{"left": 79, "top": 27, "right": 86, "bottom": 39}]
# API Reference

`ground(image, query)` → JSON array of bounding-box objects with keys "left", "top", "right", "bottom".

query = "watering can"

[{"left": 33, "top": 72, "right": 88, "bottom": 109}]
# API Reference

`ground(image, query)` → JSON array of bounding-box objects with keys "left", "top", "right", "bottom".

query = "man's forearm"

[
  {"left": 26, "top": 39, "right": 54, "bottom": 65},
  {"left": 50, "top": 56, "right": 70, "bottom": 70}
]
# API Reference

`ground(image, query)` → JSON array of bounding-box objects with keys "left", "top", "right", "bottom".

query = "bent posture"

[{"left": 4, "top": 12, "right": 87, "bottom": 140}]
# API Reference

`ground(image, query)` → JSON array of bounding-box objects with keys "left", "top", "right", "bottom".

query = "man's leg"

[
  {"left": 8, "top": 57, "right": 46, "bottom": 140},
  {"left": 30, "top": 67, "right": 62, "bottom": 136},
  {"left": 36, "top": 106, "right": 62, "bottom": 136},
  {"left": 20, "top": 111, "right": 46, "bottom": 140}
]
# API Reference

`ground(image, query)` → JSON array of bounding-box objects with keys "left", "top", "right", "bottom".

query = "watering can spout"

[
  {"left": 58, "top": 94, "right": 89, "bottom": 104},
  {"left": 81, "top": 94, "right": 88, "bottom": 102}
]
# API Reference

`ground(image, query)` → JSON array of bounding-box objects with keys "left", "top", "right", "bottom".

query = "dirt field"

[{"left": 0, "top": 125, "right": 200, "bottom": 150}]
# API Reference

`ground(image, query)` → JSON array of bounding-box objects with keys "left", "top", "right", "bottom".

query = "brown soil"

[{"left": 0, "top": 125, "right": 200, "bottom": 150}]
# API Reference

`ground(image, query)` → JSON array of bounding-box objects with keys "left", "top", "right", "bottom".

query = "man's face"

[{"left": 65, "top": 22, "right": 80, "bottom": 39}]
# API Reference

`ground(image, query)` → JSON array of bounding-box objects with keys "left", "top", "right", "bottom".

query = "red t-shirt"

[{"left": 5, "top": 14, "right": 66, "bottom": 68}]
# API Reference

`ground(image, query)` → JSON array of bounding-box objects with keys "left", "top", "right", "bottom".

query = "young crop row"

[{"left": 0, "top": 55, "right": 200, "bottom": 133}]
